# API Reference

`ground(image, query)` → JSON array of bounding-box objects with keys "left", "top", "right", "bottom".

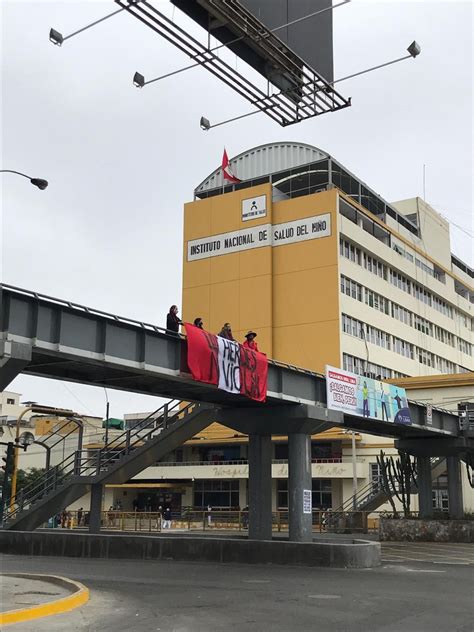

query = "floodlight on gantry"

[{"left": 115, "top": 0, "right": 351, "bottom": 127}]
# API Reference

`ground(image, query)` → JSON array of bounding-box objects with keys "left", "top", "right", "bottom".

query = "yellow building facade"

[{"left": 183, "top": 184, "right": 340, "bottom": 373}]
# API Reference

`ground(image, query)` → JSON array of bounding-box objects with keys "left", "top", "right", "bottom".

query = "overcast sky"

[{"left": 1, "top": 0, "right": 472, "bottom": 418}]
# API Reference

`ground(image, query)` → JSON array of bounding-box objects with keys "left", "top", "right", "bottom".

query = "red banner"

[
  {"left": 240, "top": 345, "right": 267, "bottom": 402},
  {"left": 184, "top": 323, "right": 267, "bottom": 402},
  {"left": 184, "top": 323, "right": 218, "bottom": 385}
]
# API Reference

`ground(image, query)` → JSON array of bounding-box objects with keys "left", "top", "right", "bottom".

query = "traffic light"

[{"left": 1, "top": 443, "right": 14, "bottom": 477}]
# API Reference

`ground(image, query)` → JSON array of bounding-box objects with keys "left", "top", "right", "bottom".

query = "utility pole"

[{"left": 351, "top": 432, "right": 358, "bottom": 510}]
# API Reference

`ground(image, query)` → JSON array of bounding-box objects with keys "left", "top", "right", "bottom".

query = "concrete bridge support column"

[
  {"left": 417, "top": 456, "right": 433, "bottom": 519},
  {"left": 89, "top": 483, "right": 103, "bottom": 534},
  {"left": 248, "top": 434, "right": 272, "bottom": 541},
  {"left": 288, "top": 433, "right": 312, "bottom": 542},
  {"left": 447, "top": 456, "right": 464, "bottom": 519}
]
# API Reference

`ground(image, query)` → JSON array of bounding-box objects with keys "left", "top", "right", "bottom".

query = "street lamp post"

[
  {"left": 0, "top": 170, "right": 48, "bottom": 189},
  {"left": 9, "top": 406, "right": 77, "bottom": 512}
]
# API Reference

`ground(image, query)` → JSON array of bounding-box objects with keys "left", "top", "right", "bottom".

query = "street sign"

[
  {"left": 303, "top": 489, "right": 312, "bottom": 514},
  {"left": 426, "top": 404, "right": 433, "bottom": 426}
]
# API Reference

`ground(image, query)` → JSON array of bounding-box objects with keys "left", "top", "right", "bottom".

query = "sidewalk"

[
  {"left": 1, "top": 575, "right": 69, "bottom": 612},
  {"left": 0, "top": 573, "right": 89, "bottom": 626}
]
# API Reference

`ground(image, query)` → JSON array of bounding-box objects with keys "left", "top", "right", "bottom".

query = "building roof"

[
  {"left": 195, "top": 142, "right": 329, "bottom": 194},
  {"left": 389, "top": 372, "right": 474, "bottom": 390}
]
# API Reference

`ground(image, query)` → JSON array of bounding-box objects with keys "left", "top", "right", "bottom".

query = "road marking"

[
  {"left": 383, "top": 547, "right": 472, "bottom": 562},
  {"left": 307, "top": 595, "right": 341, "bottom": 599},
  {"left": 433, "top": 561, "right": 469, "bottom": 566},
  {"left": 242, "top": 580, "right": 271, "bottom": 584},
  {"left": 383, "top": 543, "right": 474, "bottom": 554},
  {"left": 405, "top": 569, "right": 446, "bottom": 573},
  {"left": 381, "top": 554, "right": 430, "bottom": 562}
]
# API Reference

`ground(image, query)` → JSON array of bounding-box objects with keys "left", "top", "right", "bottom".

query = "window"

[
  {"left": 365, "top": 324, "right": 391, "bottom": 349},
  {"left": 277, "top": 479, "right": 332, "bottom": 509},
  {"left": 435, "top": 356, "right": 456, "bottom": 373},
  {"left": 413, "top": 314, "right": 433, "bottom": 336},
  {"left": 458, "top": 338, "right": 472, "bottom": 356},
  {"left": 365, "top": 288, "right": 390, "bottom": 314},
  {"left": 340, "top": 275, "right": 363, "bottom": 302},
  {"left": 342, "top": 354, "right": 405, "bottom": 379},
  {"left": 413, "top": 283, "right": 432, "bottom": 305},
  {"left": 363, "top": 252, "right": 386, "bottom": 279},
  {"left": 339, "top": 238, "right": 362, "bottom": 265},
  {"left": 193, "top": 480, "right": 239, "bottom": 509},
  {"left": 393, "top": 336, "right": 414, "bottom": 359},
  {"left": 312, "top": 480, "right": 332, "bottom": 509},
  {"left": 433, "top": 295, "right": 453, "bottom": 318},
  {"left": 434, "top": 326, "right": 454, "bottom": 347},
  {"left": 391, "top": 303, "right": 412, "bottom": 326},
  {"left": 342, "top": 314, "right": 364, "bottom": 338},
  {"left": 6, "top": 398, "right": 14, "bottom": 405},
  {"left": 392, "top": 242, "right": 414, "bottom": 262},
  {"left": 417, "top": 348, "right": 434, "bottom": 367},
  {"left": 390, "top": 269, "right": 411, "bottom": 294}
]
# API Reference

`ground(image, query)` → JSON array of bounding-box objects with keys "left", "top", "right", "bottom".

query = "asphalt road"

[{"left": 2, "top": 547, "right": 473, "bottom": 632}]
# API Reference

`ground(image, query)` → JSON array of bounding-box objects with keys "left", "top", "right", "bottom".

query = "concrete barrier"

[{"left": 0, "top": 531, "right": 381, "bottom": 568}]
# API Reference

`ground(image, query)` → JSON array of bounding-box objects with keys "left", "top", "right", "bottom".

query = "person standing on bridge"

[
  {"left": 193, "top": 317, "right": 204, "bottom": 329},
  {"left": 219, "top": 323, "right": 235, "bottom": 341},
  {"left": 242, "top": 330, "right": 259, "bottom": 352},
  {"left": 166, "top": 305, "right": 182, "bottom": 335}
]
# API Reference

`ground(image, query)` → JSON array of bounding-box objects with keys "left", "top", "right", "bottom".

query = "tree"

[{"left": 0, "top": 467, "right": 46, "bottom": 493}]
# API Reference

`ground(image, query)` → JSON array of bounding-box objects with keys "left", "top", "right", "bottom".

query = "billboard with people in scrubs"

[{"left": 326, "top": 365, "right": 412, "bottom": 425}]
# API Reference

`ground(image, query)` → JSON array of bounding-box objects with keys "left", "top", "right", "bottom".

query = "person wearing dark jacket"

[
  {"left": 218, "top": 323, "right": 235, "bottom": 341},
  {"left": 193, "top": 317, "right": 204, "bottom": 329},
  {"left": 166, "top": 305, "right": 182, "bottom": 334}
]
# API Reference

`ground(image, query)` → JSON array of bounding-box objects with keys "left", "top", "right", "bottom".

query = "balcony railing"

[{"left": 149, "top": 457, "right": 363, "bottom": 467}]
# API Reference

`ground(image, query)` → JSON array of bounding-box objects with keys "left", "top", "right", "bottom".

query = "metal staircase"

[
  {"left": 2, "top": 399, "right": 217, "bottom": 531},
  {"left": 332, "top": 456, "right": 447, "bottom": 515}
]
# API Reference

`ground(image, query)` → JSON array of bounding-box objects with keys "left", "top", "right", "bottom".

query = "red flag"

[
  {"left": 184, "top": 323, "right": 218, "bottom": 385},
  {"left": 222, "top": 148, "right": 241, "bottom": 183},
  {"left": 240, "top": 346, "right": 268, "bottom": 403}
]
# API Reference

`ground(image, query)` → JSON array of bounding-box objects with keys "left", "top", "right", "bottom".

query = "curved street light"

[{"left": 0, "top": 170, "right": 48, "bottom": 190}]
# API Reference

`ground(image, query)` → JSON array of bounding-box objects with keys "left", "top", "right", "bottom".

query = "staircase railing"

[
  {"left": 333, "top": 456, "right": 447, "bottom": 515},
  {"left": 2, "top": 398, "right": 205, "bottom": 525}
]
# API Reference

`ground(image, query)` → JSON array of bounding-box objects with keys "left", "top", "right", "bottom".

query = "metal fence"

[{"left": 46, "top": 509, "right": 416, "bottom": 534}]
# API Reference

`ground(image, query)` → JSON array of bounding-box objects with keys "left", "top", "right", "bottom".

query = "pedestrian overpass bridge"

[
  {"left": 1, "top": 284, "right": 472, "bottom": 538},
  {"left": 0, "top": 284, "right": 462, "bottom": 440}
]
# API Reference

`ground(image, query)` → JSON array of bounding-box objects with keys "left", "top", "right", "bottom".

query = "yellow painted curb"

[{"left": 0, "top": 573, "right": 89, "bottom": 626}]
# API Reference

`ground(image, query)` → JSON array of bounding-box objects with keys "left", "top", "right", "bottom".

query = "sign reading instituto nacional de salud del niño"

[{"left": 187, "top": 212, "right": 331, "bottom": 261}]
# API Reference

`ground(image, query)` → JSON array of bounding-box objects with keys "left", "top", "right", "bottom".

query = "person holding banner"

[
  {"left": 219, "top": 323, "right": 235, "bottom": 341},
  {"left": 243, "top": 330, "right": 259, "bottom": 352},
  {"left": 166, "top": 305, "right": 182, "bottom": 335},
  {"left": 193, "top": 317, "right": 204, "bottom": 329}
]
